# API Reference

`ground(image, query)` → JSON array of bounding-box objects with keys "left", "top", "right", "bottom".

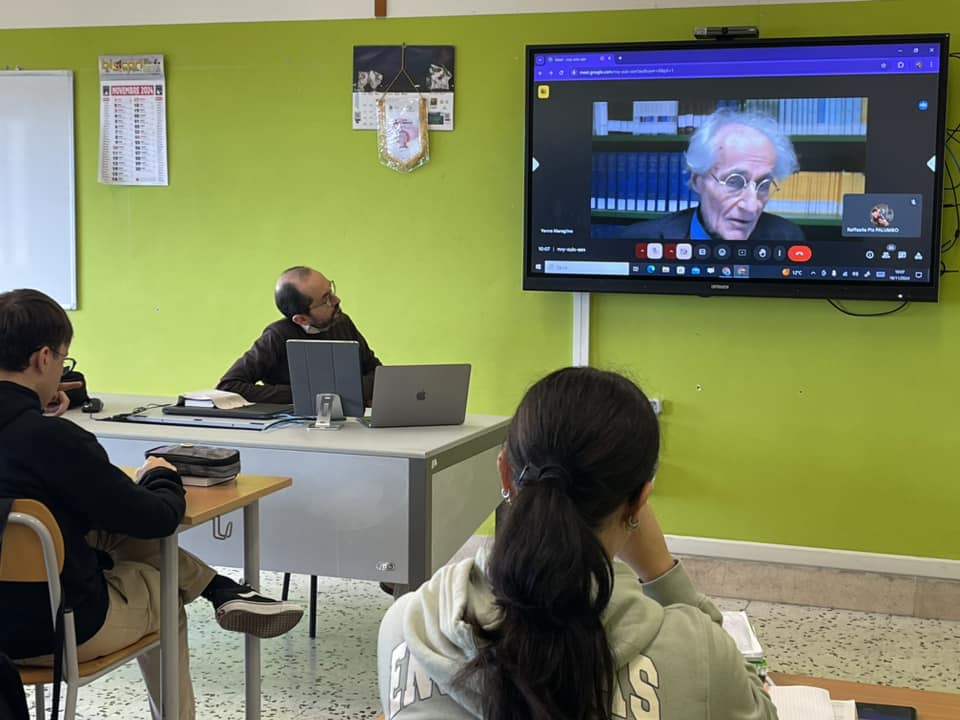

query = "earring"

[
  {"left": 625, "top": 515, "right": 640, "bottom": 532},
  {"left": 500, "top": 487, "right": 511, "bottom": 503}
]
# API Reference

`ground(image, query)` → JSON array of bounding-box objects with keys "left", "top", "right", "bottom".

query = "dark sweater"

[
  {"left": 217, "top": 312, "right": 382, "bottom": 404},
  {"left": 0, "top": 381, "right": 185, "bottom": 658}
]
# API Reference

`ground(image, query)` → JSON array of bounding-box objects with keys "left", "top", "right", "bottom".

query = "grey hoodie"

[{"left": 378, "top": 554, "right": 778, "bottom": 719}]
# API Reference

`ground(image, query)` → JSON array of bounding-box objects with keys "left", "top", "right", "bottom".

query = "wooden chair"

[{"left": 0, "top": 499, "right": 160, "bottom": 720}]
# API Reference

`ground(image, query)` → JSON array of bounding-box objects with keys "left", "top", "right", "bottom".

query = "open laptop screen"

[{"left": 366, "top": 364, "right": 471, "bottom": 428}]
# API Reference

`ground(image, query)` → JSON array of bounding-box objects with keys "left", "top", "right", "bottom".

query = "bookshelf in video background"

[{"left": 590, "top": 98, "right": 867, "bottom": 240}]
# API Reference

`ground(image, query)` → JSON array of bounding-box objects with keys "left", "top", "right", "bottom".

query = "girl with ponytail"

[{"left": 378, "top": 367, "right": 777, "bottom": 720}]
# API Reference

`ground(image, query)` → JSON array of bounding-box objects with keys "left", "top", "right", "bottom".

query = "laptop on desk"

[
  {"left": 363, "top": 364, "right": 471, "bottom": 428},
  {"left": 162, "top": 402, "right": 293, "bottom": 420},
  {"left": 121, "top": 406, "right": 283, "bottom": 431}
]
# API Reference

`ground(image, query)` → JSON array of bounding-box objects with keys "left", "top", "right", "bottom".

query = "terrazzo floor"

[{"left": 24, "top": 564, "right": 960, "bottom": 719}]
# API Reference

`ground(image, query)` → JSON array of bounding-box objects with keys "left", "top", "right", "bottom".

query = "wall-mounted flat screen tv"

[{"left": 523, "top": 34, "right": 950, "bottom": 301}]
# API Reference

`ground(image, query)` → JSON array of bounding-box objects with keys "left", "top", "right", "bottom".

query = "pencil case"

[{"left": 144, "top": 443, "right": 241, "bottom": 479}]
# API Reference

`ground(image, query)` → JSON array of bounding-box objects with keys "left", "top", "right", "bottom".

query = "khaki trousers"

[{"left": 20, "top": 534, "right": 216, "bottom": 720}]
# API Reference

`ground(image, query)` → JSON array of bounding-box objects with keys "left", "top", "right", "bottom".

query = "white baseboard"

[{"left": 666, "top": 534, "right": 960, "bottom": 581}]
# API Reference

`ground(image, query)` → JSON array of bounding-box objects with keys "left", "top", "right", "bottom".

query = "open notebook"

[{"left": 769, "top": 686, "right": 857, "bottom": 720}]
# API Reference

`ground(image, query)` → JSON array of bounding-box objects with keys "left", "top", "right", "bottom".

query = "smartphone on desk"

[{"left": 855, "top": 702, "right": 917, "bottom": 720}]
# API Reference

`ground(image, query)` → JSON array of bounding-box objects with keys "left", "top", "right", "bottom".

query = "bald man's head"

[{"left": 274, "top": 267, "right": 341, "bottom": 330}]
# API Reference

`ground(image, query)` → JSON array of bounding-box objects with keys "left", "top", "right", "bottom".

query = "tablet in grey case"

[{"left": 287, "top": 339, "right": 365, "bottom": 418}]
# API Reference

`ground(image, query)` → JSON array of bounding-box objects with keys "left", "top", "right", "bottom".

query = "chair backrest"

[
  {"left": 0, "top": 497, "right": 67, "bottom": 638},
  {"left": 0, "top": 499, "right": 65, "bottom": 582}
]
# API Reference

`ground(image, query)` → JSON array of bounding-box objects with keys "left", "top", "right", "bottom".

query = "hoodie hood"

[
  {"left": 0, "top": 381, "right": 42, "bottom": 431},
  {"left": 399, "top": 550, "right": 666, "bottom": 715}
]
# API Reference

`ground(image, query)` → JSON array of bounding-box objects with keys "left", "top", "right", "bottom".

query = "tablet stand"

[{"left": 310, "top": 393, "right": 344, "bottom": 431}]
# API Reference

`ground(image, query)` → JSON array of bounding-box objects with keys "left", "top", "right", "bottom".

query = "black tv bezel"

[{"left": 522, "top": 33, "right": 951, "bottom": 303}]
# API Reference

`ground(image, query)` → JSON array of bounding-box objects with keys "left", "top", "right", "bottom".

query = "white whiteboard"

[{"left": 0, "top": 71, "right": 77, "bottom": 309}]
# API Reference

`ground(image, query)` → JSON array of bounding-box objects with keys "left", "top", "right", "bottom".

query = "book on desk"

[
  {"left": 165, "top": 390, "right": 294, "bottom": 422},
  {"left": 178, "top": 389, "right": 250, "bottom": 409},
  {"left": 722, "top": 611, "right": 857, "bottom": 720}
]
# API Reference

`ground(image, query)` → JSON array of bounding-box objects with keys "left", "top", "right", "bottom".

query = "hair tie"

[{"left": 517, "top": 462, "right": 572, "bottom": 491}]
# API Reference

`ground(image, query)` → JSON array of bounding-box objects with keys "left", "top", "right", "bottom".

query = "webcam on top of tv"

[{"left": 693, "top": 26, "right": 760, "bottom": 40}]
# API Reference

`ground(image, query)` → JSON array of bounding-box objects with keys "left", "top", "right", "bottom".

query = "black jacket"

[
  {"left": 0, "top": 381, "right": 185, "bottom": 659},
  {"left": 217, "top": 312, "right": 382, "bottom": 404},
  {"left": 619, "top": 207, "right": 805, "bottom": 243}
]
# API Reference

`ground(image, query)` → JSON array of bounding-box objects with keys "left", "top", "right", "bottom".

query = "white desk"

[{"left": 70, "top": 395, "right": 509, "bottom": 591}]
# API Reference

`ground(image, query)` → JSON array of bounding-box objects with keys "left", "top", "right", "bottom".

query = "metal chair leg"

[
  {"left": 64, "top": 682, "right": 78, "bottom": 720},
  {"left": 309, "top": 575, "right": 318, "bottom": 638},
  {"left": 34, "top": 684, "right": 44, "bottom": 720},
  {"left": 281, "top": 572, "right": 291, "bottom": 601}
]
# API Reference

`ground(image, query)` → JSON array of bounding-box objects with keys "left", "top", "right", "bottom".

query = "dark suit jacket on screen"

[{"left": 619, "top": 208, "right": 805, "bottom": 243}]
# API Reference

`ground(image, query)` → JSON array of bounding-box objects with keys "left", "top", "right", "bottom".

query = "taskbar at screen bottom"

[{"left": 539, "top": 260, "right": 930, "bottom": 283}]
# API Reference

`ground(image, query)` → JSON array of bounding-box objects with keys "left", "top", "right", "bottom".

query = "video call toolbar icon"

[{"left": 636, "top": 242, "right": 747, "bottom": 263}]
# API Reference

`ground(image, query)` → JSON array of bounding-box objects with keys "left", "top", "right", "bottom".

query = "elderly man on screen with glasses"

[
  {"left": 217, "top": 266, "right": 382, "bottom": 405},
  {"left": 620, "top": 109, "right": 803, "bottom": 243}
]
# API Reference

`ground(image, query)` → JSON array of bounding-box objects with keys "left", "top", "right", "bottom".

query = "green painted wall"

[{"left": 1, "top": 1, "right": 957, "bottom": 559}]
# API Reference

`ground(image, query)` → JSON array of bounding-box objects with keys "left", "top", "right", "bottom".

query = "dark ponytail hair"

[{"left": 457, "top": 367, "right": 660, "bottom": 720}]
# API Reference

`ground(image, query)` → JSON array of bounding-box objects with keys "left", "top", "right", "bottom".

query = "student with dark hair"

[
  {"left": 0, "top": 289, "right": 303, "bottom": 720},
  {"left": 217, "top": 266, "right": 381, "bottom": 404},
  {"left": 377, "top": 366, "right": 777, "bottom": 720}
]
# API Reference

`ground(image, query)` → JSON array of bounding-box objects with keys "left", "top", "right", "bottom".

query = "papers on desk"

[
  {"left": 722, "top": 610, "right": 764, "bottom": 660},
  {"left": 179, "top": 390, "right": 251, "bottom": 410},
  {"left": 769, "top": 686, "right": 857, "bottom": 720},
  {"left": 722, "top": 612, "right": 856, "bottom": 719}
]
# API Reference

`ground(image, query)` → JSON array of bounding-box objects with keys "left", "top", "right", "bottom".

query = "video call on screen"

[{"left": 526, "top": 39, "right": 946, "bottom": 289}]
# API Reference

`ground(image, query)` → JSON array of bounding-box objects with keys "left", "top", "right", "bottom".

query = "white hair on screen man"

[{"left": 684, "top": 109, "right": 799, "bottom": 182}]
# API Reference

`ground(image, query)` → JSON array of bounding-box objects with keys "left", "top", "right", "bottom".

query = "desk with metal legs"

[
  {"left": 79, "top": 395, "right": 508, "bottom": 594},
  {"left": 161, "top": 475, "right": 291, "bottom": 720}
]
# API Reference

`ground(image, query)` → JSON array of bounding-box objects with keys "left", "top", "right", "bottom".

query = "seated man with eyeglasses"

[
  {"left": 620, "top": 109, "right": 804, "bottom": 243},
  {"left": 217, "top": 266, "right": 382, "bottom": 405},
  {"left": 0, "top": 289, "right": 304, "bottom": 720}
]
